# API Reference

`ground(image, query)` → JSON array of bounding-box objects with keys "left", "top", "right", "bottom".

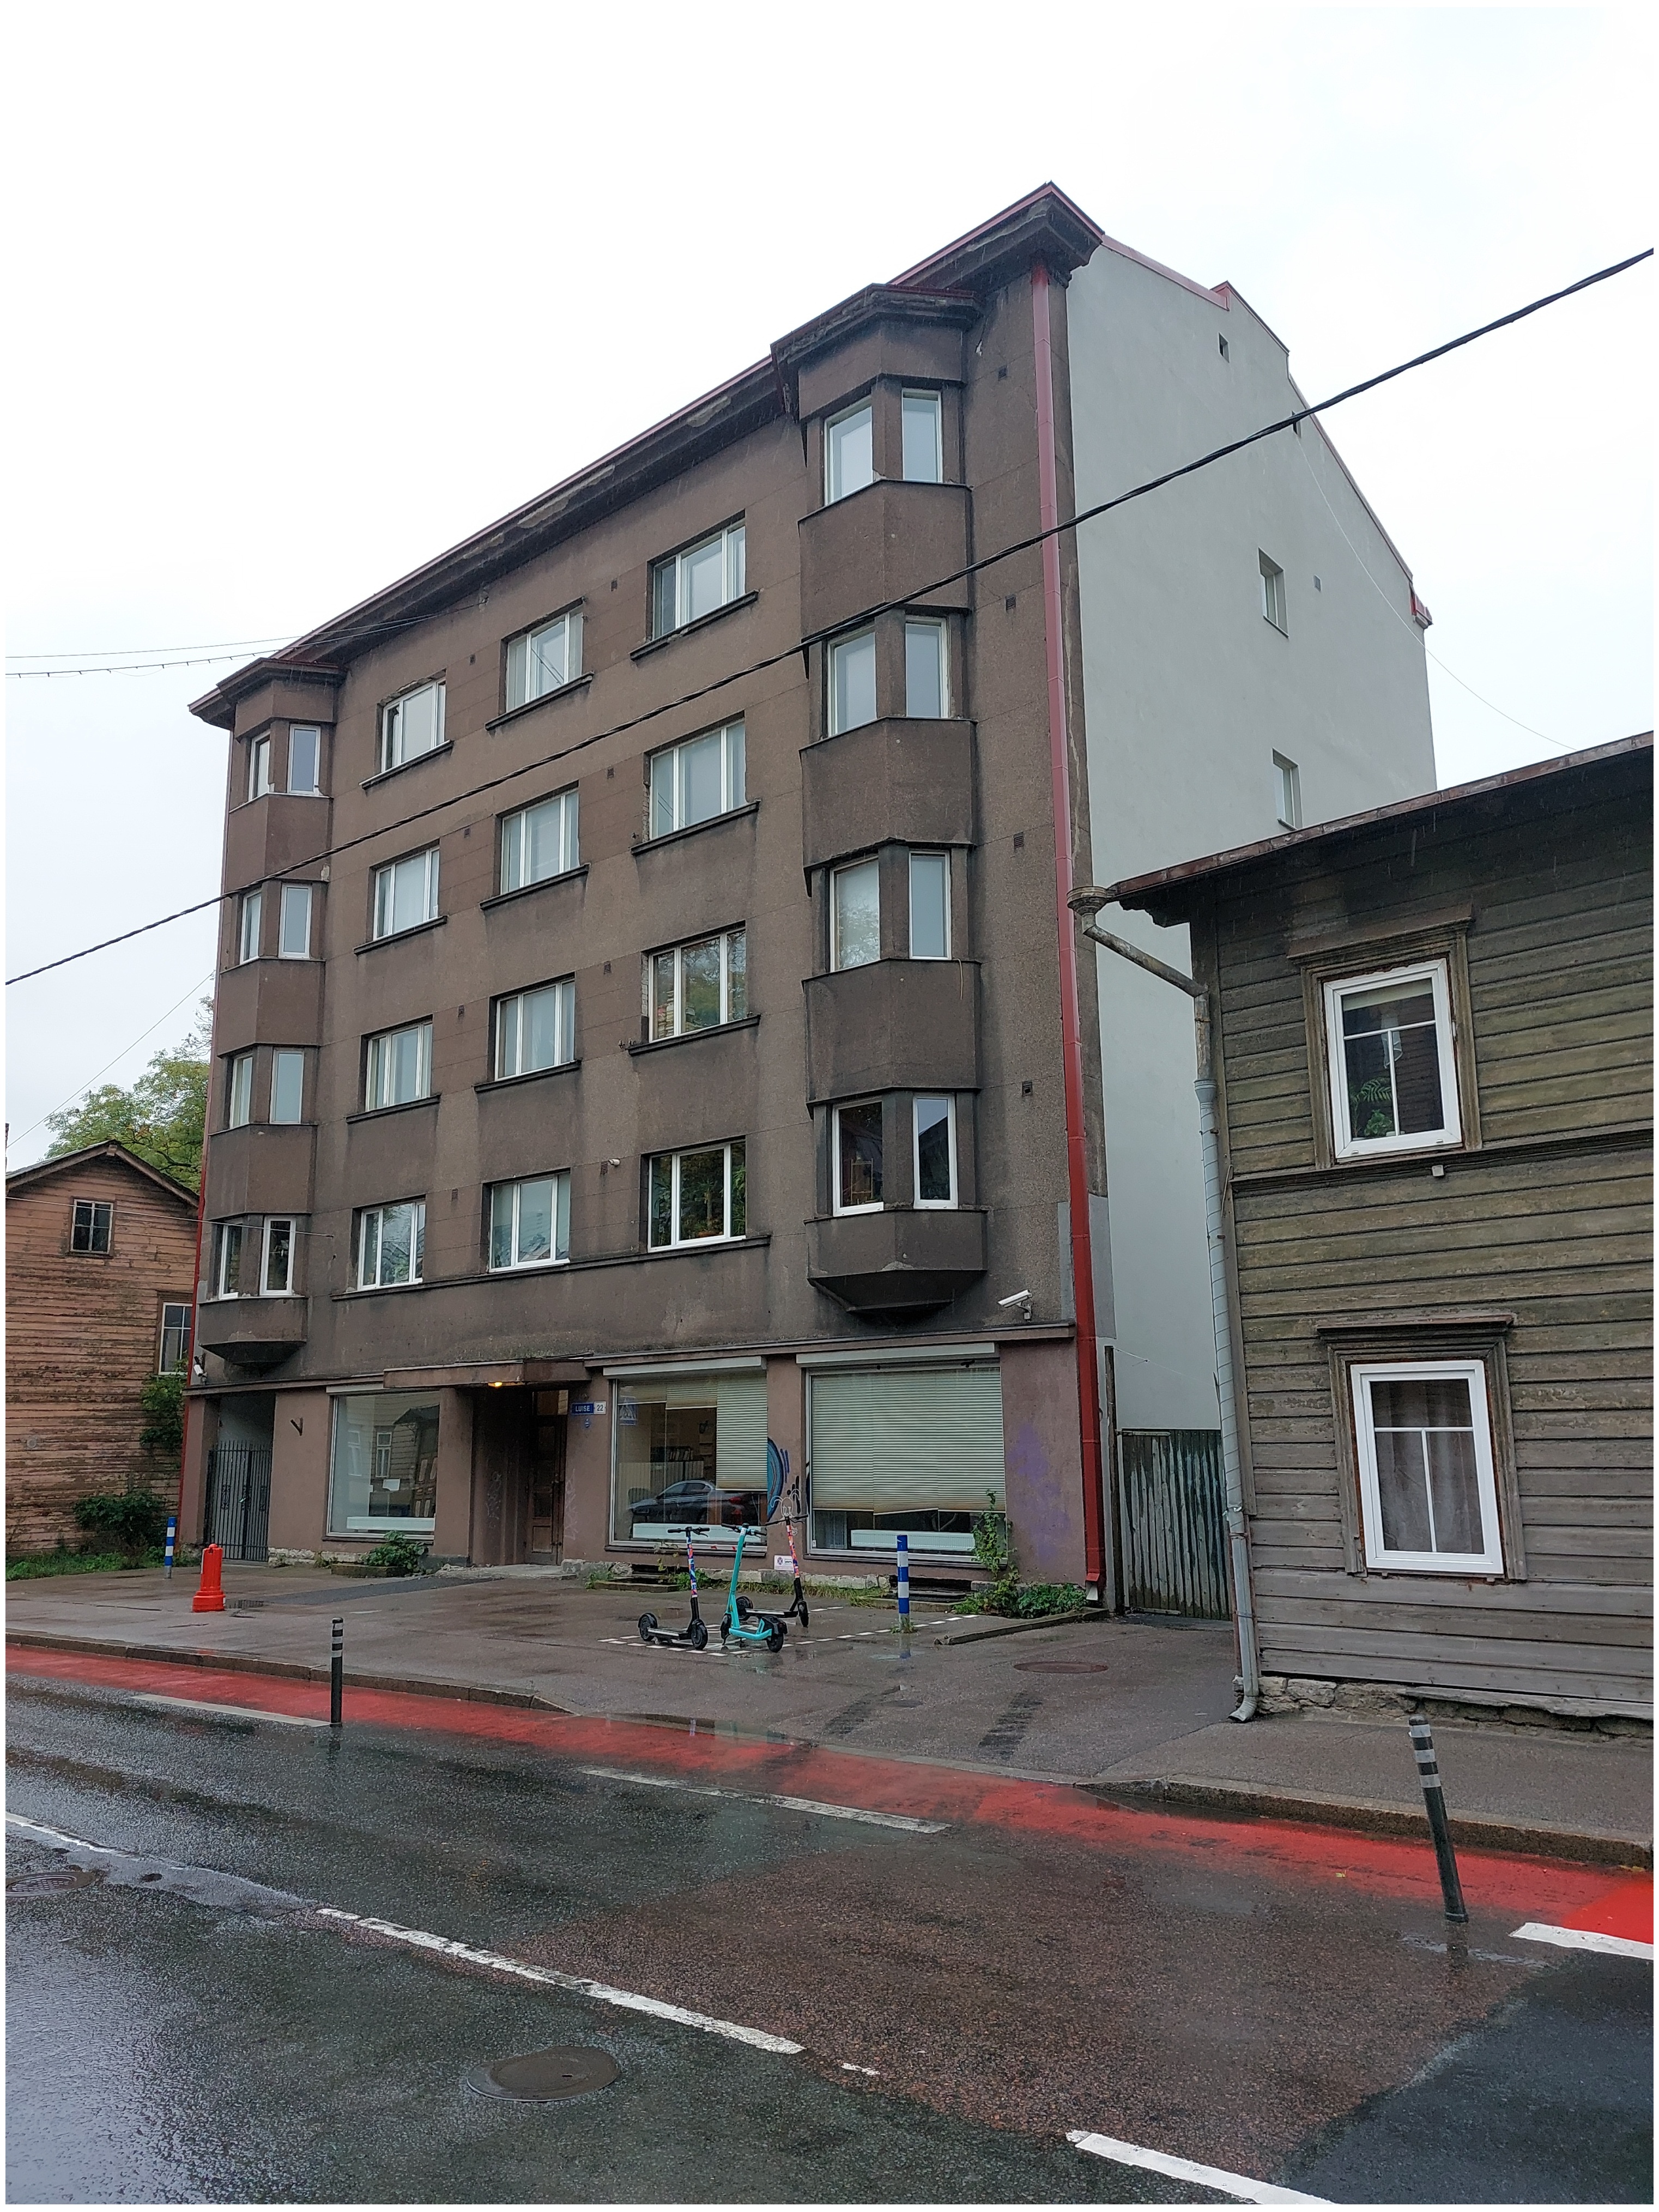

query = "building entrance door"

[{"left": 529, "top": 1388, "right": 568, "bottom": 1562}]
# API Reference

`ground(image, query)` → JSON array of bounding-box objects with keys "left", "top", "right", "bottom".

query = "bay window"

[
  {"left": 262, "top": 1216, "right": 295, "bottom": 1295},
  {"left": 834, "top": 1100, "right": 883, "bottom": 1214},
  {"left": 904, "top": 620, "right": 948, "bottom": 718},
  {"left": 270, "top": 1049, "right": 305, "bottom": 1125},
  {"left": 213, "top": 1221, "right": 244, "bottom": 1299},
  {"left": 825, "top": 402, "right": 874, "bottom": 504},
  {"left": 227, "top": 1054, "right": 254, "bottom": 1129},
  {"left": 829, "top": 629, "right": 876, "bottom": 736},
  {"left": 278, "top": 883, "right": 313, "bottom": 959},
  {"left": 909, "top": 852, "right": 949, "bottom": 957},
  {"left": 288, "top": 726, "right": 322, "bottom": 796},
  {"left": 913, "top": 1096, "right": 957, "bottom": 1207},
  {"left": 238, "top": 890, "right": 262, "bottom": 965},
  {"left": 901, "top": 390, "right": 943, "bottom": 483}
]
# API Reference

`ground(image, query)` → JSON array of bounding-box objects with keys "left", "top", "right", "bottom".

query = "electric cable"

[{"left": 6, "top": 245, "right": 1649, "bottom": 990}]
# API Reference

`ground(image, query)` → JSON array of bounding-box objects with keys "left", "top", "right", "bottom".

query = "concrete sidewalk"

[{"left": 7, "top": 1562, "right": 1651, "bottom": 1865}]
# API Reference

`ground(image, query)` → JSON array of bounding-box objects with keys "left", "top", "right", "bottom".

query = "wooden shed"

[
  {"left": 1103, "top": 735, "right": 1652, "bottom": 1722},
  {"left": 5, "top": 1142, "right": 199, "bottom": 1552}
]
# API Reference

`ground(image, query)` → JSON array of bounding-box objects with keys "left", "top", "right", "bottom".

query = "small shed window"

[
  {"left": 70, "top": 1199, "right": 113, "bottom": 1253},
  {"left": 1323, "top": 959, "right": 1462, "bottom": 1160},
  {"left": 1350, "top": 1359, "right": 1503, "bottom": 1575}
]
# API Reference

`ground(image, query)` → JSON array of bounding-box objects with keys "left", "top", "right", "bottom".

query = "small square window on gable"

[{"left": 70, "top": 1199, "right": 113, "bottom": 1253}]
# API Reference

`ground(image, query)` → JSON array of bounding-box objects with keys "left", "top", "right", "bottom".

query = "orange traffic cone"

[{"left": 191, "top": 1542, "right": 226, "bottom": 1613}]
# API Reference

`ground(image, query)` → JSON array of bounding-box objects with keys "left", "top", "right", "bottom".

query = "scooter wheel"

[
  {"left": 735, "top": 1594, "right": 753, "bottom": 1619},
  {"left": 689, "top": 1619, "right": 709, "bottom": 1650},
  {"left": 638, "top": 1613, "right": 658, "bottom": 1642},
  {"left": 798, "top": 1602, "right": 810, "bottom": 1629},
  {"left": 766, "top": 1624, "right": 785, "bottom": 1653}
]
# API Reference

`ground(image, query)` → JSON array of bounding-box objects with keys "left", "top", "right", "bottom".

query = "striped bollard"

[
  {"left": 330, "top": 1617, "right": 344, "bottom": 1730},
  {"left": 164, "top": 1516, "right": 177, "bottom": 1581},
  {"left": 1408, "top": 1712, "right": 1467, "bottom": 1923},
  {"left": 895, "top": 1533, "right": 911, "bottom": 1634}
]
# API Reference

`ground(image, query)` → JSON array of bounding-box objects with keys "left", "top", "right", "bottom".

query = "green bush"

[
  {"left": 361, "top": 1534, "right": 427, "bottom": 1575},
  {"left": 1013, "top": 1581, "right": 1087, "bottom": 1618},
  {"left": 72, "top": 1487, "right": 169, "bottom": 1557},
  {"left": 139, "top": 1371, "right": 186, "bottom": 1458},
  {"left": 971, "top": 1492, "right": 1021, "bottom": 1615}
]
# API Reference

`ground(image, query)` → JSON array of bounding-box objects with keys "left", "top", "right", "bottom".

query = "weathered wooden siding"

[
  {"left": 5, "top": 1156, "right": 198, "bottom": 1550},
  {"left": 1207, "top": 753, "right": 1652, "bottom": 1711}
]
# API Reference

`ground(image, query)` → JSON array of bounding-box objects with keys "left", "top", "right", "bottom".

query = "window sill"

[
  {"left": 642, "top": 1233, "right": 766, "bottom": 1260},
  {"left": 480, "top": 865, "right": 588, "bottom": 914},
  {"left": 1332, "top": 1133, "right": 1463, "bottom": 1166},
  {"left": 213, "top": 1119, "right": 314, "bottom": 1138},
  {"left": 631, "top": 590, "right": 758, "bottom": 662},
  {"left": 343, "top": 1278, "right": 427, "bottom": 1299},
  {"left": 346, "top": 1095, "right": 440, "bottom": 1125},
  {"left": 488, "top": 1259, "right": 571, "bottom": 1277},
  {"left": 628, "top": 1015, "right": 759, "bottom": 1057},
  {"left": 475, "top": 1059, "right": 582, "bottom": 1095},
  {"left": 632, "top": 801, "right": 759, "bottom": 859},
  {"left": 362, "top": 741, "right": 454, "bottom": 792},
  {"left": 355, "top": 916, "right": 447, "bottom": 955},
  {"left": 485, "top": 676, "right": 592, "bottom": 734}
]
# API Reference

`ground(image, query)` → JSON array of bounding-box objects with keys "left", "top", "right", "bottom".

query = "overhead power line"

[
  {"left": 5, "top": 245, "right": 1650, "bottom": 991},
  {"left": 7, "top": 633, "right": 294, "bottom": 663}
]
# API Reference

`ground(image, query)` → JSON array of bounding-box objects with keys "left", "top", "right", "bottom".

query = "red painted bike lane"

[{"left": 11, "top": 1640, "right": 1640, "bottom": 1931}]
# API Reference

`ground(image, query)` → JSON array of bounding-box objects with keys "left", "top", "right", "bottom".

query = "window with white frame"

[
  {"left": 249, "top": 736, "right": 273, "bottom": 801},
  {"left": 499, "top": 788, "right": 579, "bottom": 892},
  {"left": 909, "top": 852, "right": 949, "bottom": 959},
  {"left": 1324, "top": 961, "right": 1461, "bottom": 1159},
  {"left": 355, "top": 1199, "right": 425, "bottom": 1289},
  {"left": 832, "top": 858, "right": 880, "bottom": 970},
  {"left": 1274, "top": 751, "right": 1301, "bottom": 829},
  {"left": 262, "top": 1216, "right": 296, "bottom": 1295},
  {"left": 648, "top": 929, "right": 746, "bottom": 1040},
  {"left": 278, "top": 883, "right": 313, "bottom": 959},
  {"left": 647, "top": 1141, "right": 746, "bottom": 1248},
  {"left": 834, "top": 1100, "right": 883, "bottom": 1213},
  {"left": 213, "top": 1220, "right": 244, "bottom": 1298},
  {"left": 288, "top": 725, "right": 322, "bottom": 795},
  {"left": 913, "top": 1096, "right": 957, "bottom": 1207},
  {"left": 651, "top": 520, "right": 746, "bottom": 637},
  {"left": 158, "top": 1301, "right": 191, "bottom": 1372},
  {"left": 70, "top": 1199, "right": 113, "bottom": 1254},
  {"left": 270, "top": 1049, "right": 305, "bottom": 1125},
  {"left": 646, "top": 722, "right": 745, "bottom": 839},
  {"left": 904, "top": 620, "right": 948, "bottom": 719},
  {"left": 489, "top": 1172, "right": 571, "bottom": 1271},
  {"left": 495, "top": 980, "right": 575, "bottom": 1079},
  {"left": 825, "top": 402, "right": 874, "bottom": 504},
  {"left": 379, "top": 680, "right": 446, "bottom": 773},
  {"left": 372, "top": 846, "right": 440, "bottom": 938},
  {"left": 227, "top": 1054, "right": 255, "bottom": 1129},
  {"left": 238, "top": 889, "right": 263, "bottom": 964},
  {"left": 1260, "top": 553, "right": 1286, "bottom": 633},
  {"left": 1351, "top": 1360, "right": 1503, "bottom": 1573},
  {"left": 365, "top": 1021, "right": 434, "bottom": 1110},
  {"left": 901, "top": 390, "right": 943, "bottom": 483},
  {"left": 505, "top": 610, "right": 582, "bottom": 711},
  {"left": 829, "top": 629, "right": 876, "bottom": 735}
]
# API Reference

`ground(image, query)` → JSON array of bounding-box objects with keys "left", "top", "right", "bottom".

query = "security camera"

[{"left": 997, "top": 1289, "right": 1033, "bottom": 1320}]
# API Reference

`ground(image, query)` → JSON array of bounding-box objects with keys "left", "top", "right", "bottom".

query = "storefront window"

[
  {"left": 610, "top": 1369, "right": 767, "bottom": 1546},
  {"left": 808, "top": 1362, "right": 1004, "bottom": 1556},
  {"left": 328, "top": 1391, "right": 439, "bottom": 1534}
]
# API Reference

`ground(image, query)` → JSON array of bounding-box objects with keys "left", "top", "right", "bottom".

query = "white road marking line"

[
  {"left": 127, "top": 1693, "right": 329, "bottom": 1728},
  {"left": 316, "top": 1908, "right": 803, "bottom": 2052},
  {"left": 577, "top": 1765, "right": 948, "bottom": 1833},
  {"left": 840, "top": 2061, "right": 881, "bottom": 2076},
  {"left": 1068, "top": 2130, "right": 1331, "bottom": 2204},
  {"left": 1511, "top": 1920, "right": 1655, "bottom": 1961}
]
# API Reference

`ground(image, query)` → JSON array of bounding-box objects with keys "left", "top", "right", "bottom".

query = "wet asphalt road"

[{"left": 5, "top": 1672, "right": 1652, "bottom": 2204}]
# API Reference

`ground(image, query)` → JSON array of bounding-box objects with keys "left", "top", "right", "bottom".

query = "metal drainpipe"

[
  {"left": 1071, "top": 908, "right": 1261, "bottom": 1719},
  {"left": 1030, "top": 260, "right": 1109, "bottom": 1605}
]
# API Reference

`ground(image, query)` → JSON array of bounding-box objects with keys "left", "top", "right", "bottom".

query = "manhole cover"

[
  {"left": 7, "top": 1866, "right": 103, "bottom": 1896},
  {"left": 1013, "top": 1659, "right": 1110, "bottom": 1674},
  {"left": 476, "top": 2046, "right": 619, "bottom": 2102}
]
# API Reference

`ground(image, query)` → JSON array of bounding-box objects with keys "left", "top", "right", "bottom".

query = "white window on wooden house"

[
  {"left": 505, "top": 611, "right": 582, "bottom": 711},
  {"left": 158, "top": 1300, "right": 191, "bottom": 1372},
  {"left": 379, "top": 681, "right": 446, "bottom": 773},
  {"left": 1351, "top": 1360, "right": 1503, "bottom": 1574},
  {"left": 1324, "top": 960, "right": 1461, "bottom": 1160},
  {"left": 70, "top": 1199, "right": 113, "bottom": 1253},
  {"left": 651, "top": 521, "right": 746, "bottom": 637}
]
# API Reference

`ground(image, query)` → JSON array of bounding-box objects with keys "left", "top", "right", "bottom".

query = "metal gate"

[
  {"left": 205, "top": 1444, "right": 271, "bottom": 1562},
  {"left": 1117, "top": 1429, "right": 1230, "bottom": 1618}
]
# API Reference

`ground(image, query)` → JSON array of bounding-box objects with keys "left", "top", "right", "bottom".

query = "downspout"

[
  {"left": 175, "top": 1082, "right": 211, "bottom": 1542},
  {"left": 1030, "top": 260, "right": 1109, "bottom": 1604},
  {"left": 1068, "top": 904, "right": 1262, "bottom": 1720}
]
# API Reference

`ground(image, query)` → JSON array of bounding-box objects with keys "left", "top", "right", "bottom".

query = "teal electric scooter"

[{"left": 719, "top": 1521, "right": 789, "bottom": 1652}]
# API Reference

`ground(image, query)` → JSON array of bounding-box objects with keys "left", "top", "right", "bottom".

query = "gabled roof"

[
  {"left": 1095, "top": 734, "right": 1653, "bottom": 924},
  {"left": 5, "top": 1140, "right": 198, "bottom": 1209}
]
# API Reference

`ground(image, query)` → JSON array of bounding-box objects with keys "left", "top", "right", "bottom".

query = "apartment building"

[{"left": 183, "top": 185, "right": 1435, "bottom": 1596}]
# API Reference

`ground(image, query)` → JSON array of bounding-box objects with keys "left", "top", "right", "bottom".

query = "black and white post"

[
  {"left": 330, "top": 1617, "right": 344, "bottom": 1730},
  {"left": 1408, "top": 1712, "right": 1467, "bottom": 1922}
]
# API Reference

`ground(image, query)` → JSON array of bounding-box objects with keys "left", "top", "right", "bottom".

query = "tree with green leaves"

[{"left": 46, "top": 999, "right": 211, "bottom": 1190}]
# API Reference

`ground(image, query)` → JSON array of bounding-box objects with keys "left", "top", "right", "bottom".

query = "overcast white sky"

[{"left": 4, "top": 3, "right": 1651, "bottom": 1167}]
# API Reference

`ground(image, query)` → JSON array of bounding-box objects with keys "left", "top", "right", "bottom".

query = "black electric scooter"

[{"left": 638, "top": 1526, "right": 709, "bottom": 1650}]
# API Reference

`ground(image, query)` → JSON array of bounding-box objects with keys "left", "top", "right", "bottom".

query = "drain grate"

[
  {"left": 1013, "top": 1659, "right": 1110, "bottom": 1674},
  {"left": 7, "top": 1866, "right": 104, "bottom": 1897},
  {"left": 475, "top": 2046, "right": 619, "bottom": 2103}
]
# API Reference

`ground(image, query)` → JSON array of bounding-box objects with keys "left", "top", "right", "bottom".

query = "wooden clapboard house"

[{"left": 1101, "top": 734, "right": 1653, "bottom": 1721}]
